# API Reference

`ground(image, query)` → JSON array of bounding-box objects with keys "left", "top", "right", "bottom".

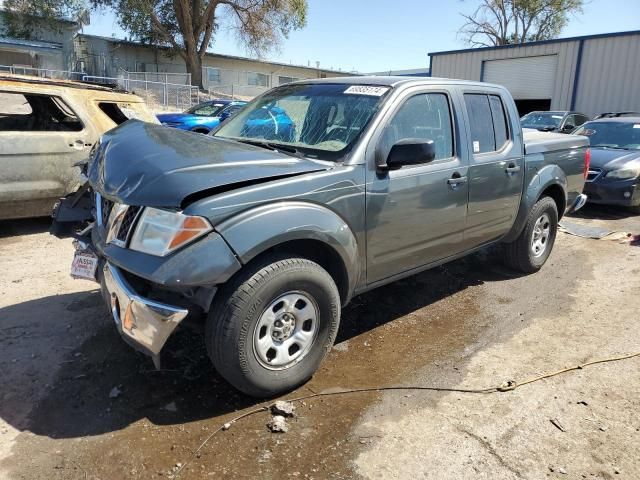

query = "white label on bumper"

[{"left": 70, "top": 251, "right": 99, "bottom": 281}]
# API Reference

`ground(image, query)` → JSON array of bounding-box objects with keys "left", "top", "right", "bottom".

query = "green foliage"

[{"left": 2, "top": 0, "right": 87, "bottom": 38}]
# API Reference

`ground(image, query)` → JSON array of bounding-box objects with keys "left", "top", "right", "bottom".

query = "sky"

[{"left": 84, "top": 0, "right": 640, "bottom": 73}]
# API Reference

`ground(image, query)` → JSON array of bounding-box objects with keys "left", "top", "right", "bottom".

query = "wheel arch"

[
  {"left": 215, "top": 201, "right": 360, "bottom": 305},
  {"left": 503, "top": 164, "right": 568, "bottom": 243}
]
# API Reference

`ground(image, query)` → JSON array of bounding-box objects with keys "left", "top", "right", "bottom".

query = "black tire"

[
  {"left": 503, "top": 196, "right": 558, "bottom": 273},
  {"left": 206, "top": 254, "right": 341, "bottom": 397}
]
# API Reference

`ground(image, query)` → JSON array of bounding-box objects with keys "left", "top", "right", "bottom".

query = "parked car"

[
  {"left": 156, "top": 100, "right": 247, "bottom": 134},
  {"left": 52, "top": 77, "right": 589, "bottom": 397},
  {"left": 0, "top": 74, "right": 157, "bottom": 220},
  {"left": 520, "top": 110, "right": 590, "bottom": 133},
  {"left": 574, "top": 117, "right": 640, "bottom": 213},
  {"left": 233, "top": 104, "right": 296, "bottom": 142},
  {"left": 594, "top": 111, "right": 640, "bottom": 119}
]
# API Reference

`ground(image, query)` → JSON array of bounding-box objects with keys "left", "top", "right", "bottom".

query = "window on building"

[
  {"left": 380, "top": 93, "right": 454, "bottom": 162},
  {"left": 207, "top": 68, "right": 221, "bottom": 84},
  {"left": 247, "top": 72, "right": 269, "bottom": 87},
  {"left": 278, "top": 76, "right": 299, "bottom": 85},
  {"left": 0, "top": 92, "right": 83, "bottom": 131},
  {"left": 464, "top": 93, "right": 510, "bottom": 154}
]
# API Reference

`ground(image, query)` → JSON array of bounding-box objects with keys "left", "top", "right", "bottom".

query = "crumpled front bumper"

[{"left": 102, "top": 262, "right": 189, "bottom": 367}]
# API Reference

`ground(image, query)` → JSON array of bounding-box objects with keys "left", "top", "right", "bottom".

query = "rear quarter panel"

[{"left": 503, "top": 130, "right": 588, "bottom": 242}]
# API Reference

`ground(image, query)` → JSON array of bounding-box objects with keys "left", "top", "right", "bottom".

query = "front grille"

[
  {"left": 101, "top": 196, "right": 114, "bottom": 225},
  {"left": 95, "top": 192, "right": 142, "bottom": 246},
  {"left": 116, "top": 206, "right": 141, "bottom": 242},
  {"left": 586, "top": 168, "right": 602, "bottom": 182}
]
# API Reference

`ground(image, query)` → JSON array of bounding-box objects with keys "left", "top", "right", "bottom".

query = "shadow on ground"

[
  {"left": 0, "top": 246, "right": 520, "bottom": 442},
  {"left": 0, "top": 217, "right": 51, "bottom": 240}
]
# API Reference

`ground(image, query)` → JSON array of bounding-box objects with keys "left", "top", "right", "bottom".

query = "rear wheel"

[
  {"left": 503, "top": 196, "right": 558, "bottom": 273},
  {"left": 206, "top": 254, "right": 340, "bottom": 397}
]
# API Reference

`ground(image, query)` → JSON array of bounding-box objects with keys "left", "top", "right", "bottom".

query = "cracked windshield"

[{"left": 213, "top": 83, "right": 389, "bottom": 159}]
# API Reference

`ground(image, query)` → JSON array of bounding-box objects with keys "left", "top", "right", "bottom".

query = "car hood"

[
  {"left": 589, "top": 147, "right": 640, "bottom": 170},
  {"left": 88, "top": 121, "right": 331, "bottom": 208}
]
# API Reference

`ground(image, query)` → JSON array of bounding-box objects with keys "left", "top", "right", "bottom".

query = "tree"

[
  {"left": 459, "top": 0, "right": 584, "bottom": 47},
  {"left": 3, "top": 0, "right": 308, "bottom": 88},
  {"left": 93, "top": 0, "right": 307, "bottom": 87},
  {"left": 1, "top": 0, "right": 88, "bottom": 39}
]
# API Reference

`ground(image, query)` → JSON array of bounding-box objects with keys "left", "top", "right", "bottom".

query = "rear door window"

[
  {"left": 464, "top": 94, "right": 495, "bottom": 153},
  {"left": 464, "top": 93, "right": 510, "bottom": 154}
]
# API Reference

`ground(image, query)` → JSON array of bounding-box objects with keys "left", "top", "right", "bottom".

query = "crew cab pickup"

[{"left": 51, "top": 77, "right": 590, "bottom": 397}]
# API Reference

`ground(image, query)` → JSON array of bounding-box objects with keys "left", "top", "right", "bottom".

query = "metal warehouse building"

[{"left": 428, "top": 30, "right": 640, "bottom": 117}]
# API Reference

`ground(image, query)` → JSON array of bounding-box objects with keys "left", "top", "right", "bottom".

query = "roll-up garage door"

[{"left": 482, "top": 55, "right": 558, "bottom": 99}]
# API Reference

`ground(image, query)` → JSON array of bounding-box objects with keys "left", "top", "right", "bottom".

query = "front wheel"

[
  {"left": 206, "top": 255, "right": 341, "bottom": 397},
  {"left": 503, "top": 196, "right": 558, "bottom": 273}
]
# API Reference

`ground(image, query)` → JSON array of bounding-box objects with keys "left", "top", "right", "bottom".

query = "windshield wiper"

[{"left": 234, "top": 138, "right": 307, "bottom": 159}]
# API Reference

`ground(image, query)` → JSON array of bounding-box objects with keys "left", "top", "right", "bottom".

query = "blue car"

[
  {"left": 157, "top": 100, "right": 247, "bottom": 134},
  {"left": 240, "top": 105, "right": 296, "bottom": 142}
]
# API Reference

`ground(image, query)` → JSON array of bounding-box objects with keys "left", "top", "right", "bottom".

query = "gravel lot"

[{"left": 0, "top": 205, "right": 639, "bottom": 479}]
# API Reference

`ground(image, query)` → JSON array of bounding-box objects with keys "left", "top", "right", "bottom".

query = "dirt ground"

[{"left": 0, "top": 204, "right": 639, "bottom": 480}]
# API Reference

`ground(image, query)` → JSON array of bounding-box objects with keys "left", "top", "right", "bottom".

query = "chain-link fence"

[{"left": 0, "top": 65, "right": 87, "bottom": 81}]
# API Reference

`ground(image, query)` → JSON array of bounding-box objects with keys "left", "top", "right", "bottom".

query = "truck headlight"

[
  {"left": 129, "top": 208, "right": 212, "bottom": 256},
  {"left": 606, "top": 166, "right": 640, "bottom": 180}
]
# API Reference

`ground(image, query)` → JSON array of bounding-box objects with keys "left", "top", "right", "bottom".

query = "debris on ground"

[
  {"left": 559, "top": 221, "right": 616, "bottom": 239},
  {"left": 108, "top": 386, "right": 122, "bottom": 399},
  {"left": 550, "top": 418, "right": 566, "bottom": 432},
  {"left": 271, "top": 400, "right": 296, "bottom": 417},
  {"left": 267, "top": 415, "right": 289, "bottom": 433},
  {"left": 222, "top": 422, "right": 232, "bottom": 431}
]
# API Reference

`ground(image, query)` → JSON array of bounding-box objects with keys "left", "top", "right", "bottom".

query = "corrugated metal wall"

[
  {"left": 573, "top": 35, "right": 640, "bottom": 115},
  {"left": 430, "top": 32, "right": 640, "bottom": 116}
]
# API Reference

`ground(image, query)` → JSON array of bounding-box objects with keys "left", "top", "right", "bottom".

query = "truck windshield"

[
  {"left": 573, "top": 121, "right": 640, "bottom": 150},
  {"left": 521, "top": 112, "right": 564, "bottom": 129},
  {"left": 213, "top": 83, "right": 390, "bottom": 161}
]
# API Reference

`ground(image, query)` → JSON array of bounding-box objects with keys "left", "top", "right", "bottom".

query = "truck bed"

[{"left": 523, "top": 128, "right": 587, "bottom": 155}]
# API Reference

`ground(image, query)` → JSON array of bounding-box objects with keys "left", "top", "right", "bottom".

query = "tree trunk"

[{"left": 185, "top": 53, "right": 203, "bottom": 88}]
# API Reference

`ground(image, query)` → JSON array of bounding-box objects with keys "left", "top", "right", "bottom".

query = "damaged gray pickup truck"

[{"left": 52, "top": 77, "right": 589, "bottom": 397}]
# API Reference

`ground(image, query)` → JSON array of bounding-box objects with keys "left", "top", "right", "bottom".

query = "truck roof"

[
  {"left": 0, "top": 73, "right": 117, "bottom": 91},
  {"left": 296, "top": 75, "right": 504, "bottom": 89}
]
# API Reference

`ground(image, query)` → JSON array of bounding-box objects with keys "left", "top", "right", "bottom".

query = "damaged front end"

[{"left": 51, "top": 186, "right": 194, "bottom": 368}]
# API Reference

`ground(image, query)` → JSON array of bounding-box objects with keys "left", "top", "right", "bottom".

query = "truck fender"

[
  {"left": 214, "top": 201, "right": 360, "bottom": 301},
  {"left": 502, "top": 162, "right": 568, "bottom": 243}
]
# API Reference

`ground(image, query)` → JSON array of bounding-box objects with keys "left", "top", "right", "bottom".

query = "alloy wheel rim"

[
  {"left": 531, "top": 213, "right": 551, "bottom": 258},
  {"left": 253, "top": 291, "right": 319, "bottom": 370}
]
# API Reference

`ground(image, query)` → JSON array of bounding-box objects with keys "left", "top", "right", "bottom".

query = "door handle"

[
  {"left": 447, "top": 174, "right": 468, "bottom": 189},
  {"left": 506, "top": 163, "right": 521, "bottom": 175},
  {"left": 69, "top": 140, "right": 86, "bottom": 150}
]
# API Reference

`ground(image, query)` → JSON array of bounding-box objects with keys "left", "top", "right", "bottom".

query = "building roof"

[
  {"left": 77, "top": 34, "right": 355, "bottom": 76},
  {"left": 0, "top": 36, "right": 62, "bottom": 51},
  {"left": 429, "top": 29, "right": 640, "bottom": 57}
]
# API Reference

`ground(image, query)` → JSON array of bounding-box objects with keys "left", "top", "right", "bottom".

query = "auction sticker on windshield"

[
  {"left": 344, "top": 86, "right": 389, "bottom": 96},
  {"left": 70, "top": 251, "right": 99, "bottom": 281}
]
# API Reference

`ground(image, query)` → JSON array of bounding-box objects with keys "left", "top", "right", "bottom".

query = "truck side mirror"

[{"left": 381, "top": 139, "right": 436, "bottom": 170}]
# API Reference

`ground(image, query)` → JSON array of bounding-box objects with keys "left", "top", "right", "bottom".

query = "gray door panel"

[
  {"left": 366, "top": 160, "right": 468, "bottom": 282},
  {"left": 365, "top": 89, "right": 469, "bottom": 284}
]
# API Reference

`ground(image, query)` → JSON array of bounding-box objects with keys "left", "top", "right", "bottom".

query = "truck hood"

[
  {"left": 88, "top": 121, "right": 331, "bottom": 208},
  {"left": 589, "top": 147, "right": 640, "bottom": 170}
]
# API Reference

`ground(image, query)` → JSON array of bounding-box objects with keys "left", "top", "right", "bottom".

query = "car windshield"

[
  {"left": 213, "top": 83, "right": 390, "bottom": 161},
  {"left": 520, "top": 112, "right": 564, "bottom": 129},
  {"left": 573, "top": 121, "right": 640, "bottom": 150},
  {"left": 186, "top": 102, "right": 228, "bottom": 117}
]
